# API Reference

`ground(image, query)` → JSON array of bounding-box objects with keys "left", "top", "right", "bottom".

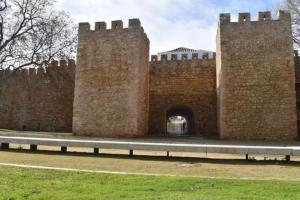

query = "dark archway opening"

[{"left": 166, "top": 106, "right": 195, "bottom": 136}]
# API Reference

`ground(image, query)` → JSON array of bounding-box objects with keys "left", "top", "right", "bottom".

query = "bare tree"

[
  {"left": 0, "top": 0, "right": 7, "bottom": 11},
  {"left": 284, "top": 0, "right": 300, "bottom": 49},
  {"left": 0, "top": 0, "right": 77, "bottom": 70}
]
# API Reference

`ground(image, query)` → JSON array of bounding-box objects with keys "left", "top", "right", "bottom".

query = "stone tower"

[
  {"left": 217, "top": 11, "right": 298, "bottom": 140},
  {"left": 73, "top": 19, "right": 149, "bottom": 137}
]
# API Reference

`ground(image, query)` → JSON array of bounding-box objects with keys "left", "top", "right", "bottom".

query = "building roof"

[
  {"left": 166, "top": 47, "right": 198, "bottom": 53},
  {"left": 155, "top": 47, "right": 215, "bottom": 60}
]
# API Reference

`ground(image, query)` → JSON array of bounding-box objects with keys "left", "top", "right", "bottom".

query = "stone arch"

[{"left": 166, "top": 105, "right": 195, "bottom": 136}]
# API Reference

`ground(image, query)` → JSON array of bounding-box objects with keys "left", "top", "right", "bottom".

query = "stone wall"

[
  {"left": 294, "top": 51, "right": 300, "bottom": 136},
  {"left": 73, "top": 19, "right": 149, "bottom": 137},
  {"left": 217, "top": 11, "right": 298, "bottom": 140},
  {"left": 149, "top": 55, "right": 217, "bottom": 136},
  {"left": 0, "top": 13, "right": 299, "bottom": 141},
  {"left": 0, "top": 60, "right": 75, "bottom": 132}
]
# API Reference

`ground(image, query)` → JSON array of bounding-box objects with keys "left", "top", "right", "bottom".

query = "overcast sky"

[{"left": 56, "top": 0, "right": 283, "bottom": 55}]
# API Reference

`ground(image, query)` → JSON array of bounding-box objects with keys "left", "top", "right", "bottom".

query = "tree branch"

[{"left": 0, "top": 0, "right": 77, "bottom": 69}]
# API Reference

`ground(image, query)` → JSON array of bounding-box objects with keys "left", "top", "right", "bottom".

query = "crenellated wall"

[
  {"left": 0, "top": 60, "right": 75, "bottom": 132},
  {"left": 151, "top": 52, "right": 216, "bottom": 61},
  {"left": 217, "top": 11, "right": 298, "bottom": 140},
  {"left": 149, "top": 55, "right": 217, "bottom": 136},
  {"left": 0, "top": 13, "right": 299, "bottom": 141},
  {"left": 73, "top": 19, "right": 150, "bottom": 137}
]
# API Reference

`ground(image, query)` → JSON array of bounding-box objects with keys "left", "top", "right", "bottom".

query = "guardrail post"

[
  {"left": 246, "top": 154, "right": 249, "bottom": 160},
  {"left": 94, "top": 148, "right": 99, "bottom": 154},
  {"left": 167, "top": 151, "right": 170, "bottom": 157},
  {"left": 129, "top": 149, "right": 133, "bottom": 156},
  {"left": 1, "top": 143, "right": 9, "bottom": 150},
  {"left": 61, "top": 146, "right": 67, "bottom": 153},
  {"left": 285, "top": 155, "right": 291, "bottom": 162},
  {"left": 30, "top": 144, "right": 37, "bottom": 151}
]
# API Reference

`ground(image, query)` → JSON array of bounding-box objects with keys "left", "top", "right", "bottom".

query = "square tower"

[
  {"left": 217, "top": 11, "right": 297, "bottom": 140},
  {"left": 73, "top": 19, "right": 149, "bottom": 137}
]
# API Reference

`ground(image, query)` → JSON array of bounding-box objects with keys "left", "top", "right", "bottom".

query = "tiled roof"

[{"left": 166, "top": 47, "right": 198, "bottom": 53}]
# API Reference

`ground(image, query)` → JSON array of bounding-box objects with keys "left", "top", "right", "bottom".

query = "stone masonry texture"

[
  {"left": 0, "top": 12, "right": 299, "bottom": 141},
  {"left": 72, "top": 19, "right": 149, "bottom": 137},
  {"left": 149, "top": 57, "right": 217, "bottom": 136},
  {"left": 0, "top": 60, "right": 75, "bottom": 132},
  {"left": 217, "top": 11, "right": 298, "bottom": 140}
]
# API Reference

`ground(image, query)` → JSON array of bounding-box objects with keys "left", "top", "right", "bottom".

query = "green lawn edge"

[{"left": 0, "top": 166, "right": 300, "bottom": 200}]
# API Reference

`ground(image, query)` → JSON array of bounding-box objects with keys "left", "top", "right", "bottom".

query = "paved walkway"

[
  {"left": 1, "top": 150, "right": 300, "bottom": 181},
  {"left": 0, "top": 163, "right": 167, "bottom": 177},
  {"left": 0, "top": 163, "right": 281, "bottom": 180}
]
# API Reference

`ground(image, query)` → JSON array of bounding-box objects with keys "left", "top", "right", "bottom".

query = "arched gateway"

[{"left": 166, "top": 106, "right": 195, "bottom": 136}]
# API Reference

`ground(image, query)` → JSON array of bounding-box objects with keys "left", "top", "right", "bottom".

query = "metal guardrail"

[{"left": 0, "top": 136, "right": 299, "bottom": 161}]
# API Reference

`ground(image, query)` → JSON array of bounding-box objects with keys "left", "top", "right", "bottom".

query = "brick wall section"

[
  {"left": 294, "top": 52, "right": 300, "bottom": 136},
  {"left": 0, "top": 60, "right": 75, "bottom": 132},
  {"left": 217, "top": 11, "right": 298, "bottom": 140},
  {"left": 295, "top": 52, "right": 300, "bottom": 83},
  {"left": 73, "top": 19, "right": 149, "bottom": 137},
  {"left": 149, "top": 57, "right": 217, "bottom": 136}
]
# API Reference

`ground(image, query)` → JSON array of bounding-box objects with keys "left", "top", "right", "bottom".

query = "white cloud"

[{"left": 56, "top": 0, "right": 281, "bottom": 54}]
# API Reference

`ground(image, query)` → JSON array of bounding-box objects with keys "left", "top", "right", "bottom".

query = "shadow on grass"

[{"left": 1, "top": 148, "right": 299, "bottom": 167}]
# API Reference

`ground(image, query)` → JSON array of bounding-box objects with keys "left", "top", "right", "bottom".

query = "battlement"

[
  {"left": 219, "top": 10, "right": 291, "bottom": 24},
  {"left": 217, "top": 9, "right": 297, "bottom": 140},
  {"left": 79, "top": 18, "right": 142, "bottom": 32},
  {"left": 0, "top": 59, "right": 76, "bottom": 78},
  {"left": 75, "top": 17, "right": 150, "bottom": 137},
  {"left": 150, "top": 57, "right": 215, "bottom": 73},
  {"left": 150, "top": 52, "right": 216, "bottom": 62}
]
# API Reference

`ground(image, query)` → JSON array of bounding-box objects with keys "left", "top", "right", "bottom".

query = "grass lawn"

[{"left": 0, "top": 166, "right": 300, "bottom": 200}]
